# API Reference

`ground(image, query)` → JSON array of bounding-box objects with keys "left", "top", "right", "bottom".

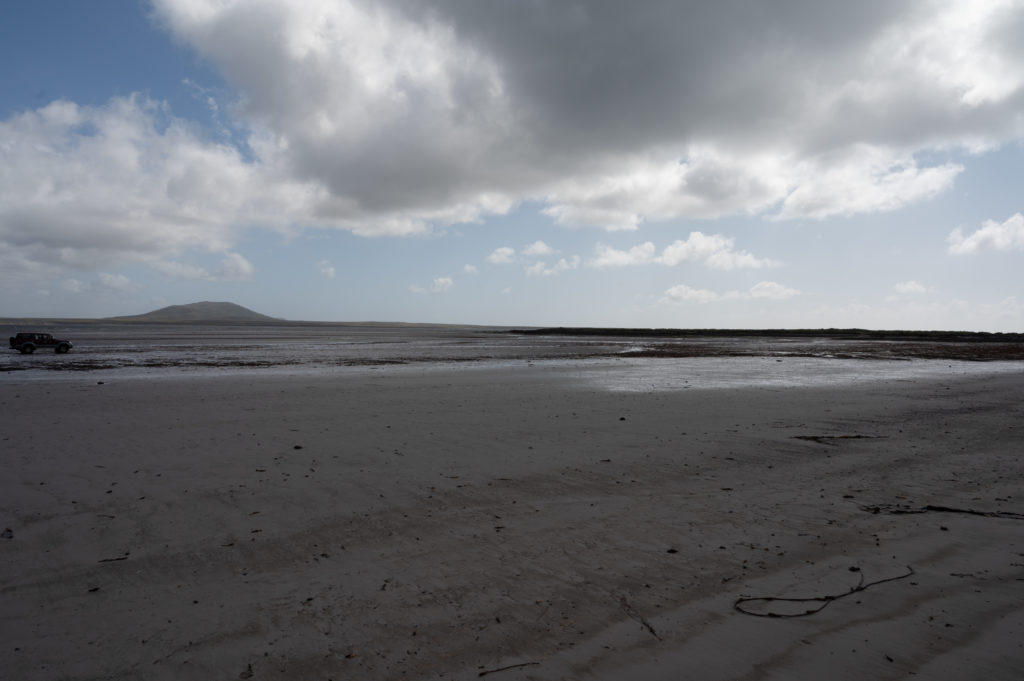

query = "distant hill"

[{"left": 108, "top": 301, "right": 278, "bottom": 323}]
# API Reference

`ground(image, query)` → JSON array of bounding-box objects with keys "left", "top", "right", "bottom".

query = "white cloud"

[
  {"left": 662, "top": 281, "right": 800, "bottom": 304},
  {"left": 553, "top": 256, "right": 581, "bottom": 274},
  {"left": 55, "top": 270, "right": 140, "bottom": 294},
  {"left": 748, "top": 281, "right": 801, "bottom": 300},
  {"left": 893, "top": 280, "right": 929, "bottom": 294},
  {"left": 886, "top": 279, "right": 933, "bottom": 303},
  {"left": 775, "top": 150, "right": 963, "bottom": 220},
  {"left": 463, "top": 264, "right": 478, "bottom": 274},
  {"left": 57, "top": 274, "right": 139, "bottom": 295},
  {"left": 524, "top": 261, "right": 546, "bottom": 277},
  {"left": 151, "top": 260, "right": 209, "bottom": 280},
  {"left": 948, "top": 212, "right": 1024, "bottom": 254},
  {"left": 487, "top": 246, "right": 516, "bottom": 264},
  {"left": 544, "top": 150, "right": 796, "bottom": 230},
  {"left": 219, "top": 251, "right": 255, "bottom": 279},
  {"left": 411, "top": 276, "right": 454, "bottom": 294},
  {"left": 182, "top": 77, "right": 233, "bottom": 139},
  {"left": 654, "top": 232, "right": 777, "bottom": 269},
  {"left": 661, "top": 284, "right": 721, "bottom": 305},
  {"left": 97, "top": 272, "right": 140, "bottom": 292},
  {"left": 589, "top": 233, "right": 775, "bottom": 269},
  {"left": 0, "top": 97, "right": 250, "bottom": 270},
  {"left": 522, "top": 240, "right": 556, "bottom": 256},
  {"left": 152, "top": 251, "right": 254, "bottom": 281},
  {"left": 0, "top": 92, "right": 453, "bottom": 285},
  {"left": 589, "top": 242, "right": 656, "bottom": 268},
  {"left": 318, "top": 260, "right": 336, "bottom": 279},
  {"left": 525, "top": 255, "right": 580, "bottom": 277},
  {"left": 431, "top": 276, "right": 453, "bottom": 293}
]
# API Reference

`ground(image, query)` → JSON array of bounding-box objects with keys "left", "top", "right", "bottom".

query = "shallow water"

[
  {"left": 3, "top": 322, "right": 1022, "bottom": 389},
  {"left": 1, "top": 323, "right": 618, "bottom": 378}
]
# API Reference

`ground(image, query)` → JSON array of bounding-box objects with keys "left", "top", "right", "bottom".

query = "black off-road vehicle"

[{"left": 9, "top": 332, "right": 73, "bottom": 354}]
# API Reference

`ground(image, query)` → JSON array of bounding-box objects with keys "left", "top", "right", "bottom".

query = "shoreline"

[
  {"left": 5, "top": 322, "right": 1024, "bottom": 377},
  {"left": 2, "top": 364, "right": 1023, "bottom": 679},
  {"left": 5, "top": 349, "right": 1024, "bottom": 385}
]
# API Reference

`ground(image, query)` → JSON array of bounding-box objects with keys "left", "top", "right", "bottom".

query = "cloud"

[
  {"left": 661, "top": 284, "right": 721, "bottom": 305},
  {"left": 589, "top": 232, "right": 775, "bottom": 269},
  {"left": 661, "top": 281, "right": 800, "bottom": 304},
  {"left": 413, "top": 276, "right": 454, "bottom": 294},
  {"left": 654, "top": 232, "right": 777, "bottom": 269},
  {"left": 523, "top": 262, "right": 545, "bottom": 276},
  {"left": 318, "top": 260, "right": 336, "bottom": 279},
  {"left": 182, "top": 77, "right": 233, "bottom": 139},
  {"left": 774, "top": 151, "right": 962, "bottom": 220},
  {"left": 154, "top": 0, "right": 518, "bottom": 227},
  {"left": 148, "top": 0, "right": 1024, "bottom": 234},
  {"left": 893, "top": 280, "right": 929, "bottom": 294},
  {"left": 948, "top": 213, "right": 1024, "bottom": 254},
  {"left": 57, "top": 273, "right": 140, "bottom": 295},
  {"left": 97, "top": 272, "right": 141, "bottom": 292},
  {"left": 152, "top": 251, "right": 255, "bottom": 280},
  {"left": 487, "top": 246, "right": 516, "bottom": 264},
  {"left": 748, "top": 281, "right": 801, "bottom": 300},
  {"left": 1, "top": 97, "right": 247, "bottom": 270},
  {"left": 151, "top": 261, "right": 208, "bottom": 280},
  {"left": 463, "top": 264, "right": 478, "bottom": 274},
  {"left": 5, "top": 0, "right": 1024, "bottom": 280},
  {"left": 590, "top": 242, "right": 656, "bottom": 268},
  {"left": 525, "top": 255, "right": 580, "bottom": 276},
  {"left": 0, "top": 95, "right": 312, "bottom": 281},
  {"left": 522, "top": 240, "right": 556, "bottom": 256},
  {"left": 219, "top": 251, "right": 255, "bottom": 279},
  {"left": 886, "top": 279, "right": 933, "bottom": 303},
  {"left": 543, "top": 150, "right": 796, "bottom": 230}
]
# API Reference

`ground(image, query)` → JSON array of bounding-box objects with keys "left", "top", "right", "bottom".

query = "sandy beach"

[{"left": 2, "top": 360, "right": 1023, "bottom": 680}]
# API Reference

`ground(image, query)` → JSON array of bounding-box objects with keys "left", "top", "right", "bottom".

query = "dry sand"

[{"left": 1, "top": 362, "right": 1022, "bottom": 680}]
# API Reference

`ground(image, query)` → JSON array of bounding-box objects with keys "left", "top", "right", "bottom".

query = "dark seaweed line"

[{"left": 514, "top": 327, "right": 1024, "bottom": 343}]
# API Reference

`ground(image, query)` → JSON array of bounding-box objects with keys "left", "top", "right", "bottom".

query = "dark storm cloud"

[{"left": 151, "top": 0, "right": 1023, "bottom": 230}]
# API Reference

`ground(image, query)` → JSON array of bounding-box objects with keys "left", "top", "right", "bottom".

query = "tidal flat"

[{"left": 2, "top": 324, "right": 1022, "bottom": 679}]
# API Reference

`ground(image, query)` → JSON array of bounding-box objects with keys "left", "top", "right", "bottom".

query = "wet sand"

[{"left": 1, "top": 362, "right": 1023, "bottom": 680}]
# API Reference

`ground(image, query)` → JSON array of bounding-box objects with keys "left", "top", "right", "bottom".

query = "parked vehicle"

[{"left": 8, "top": 332, "right": 73, "bottom": 354}]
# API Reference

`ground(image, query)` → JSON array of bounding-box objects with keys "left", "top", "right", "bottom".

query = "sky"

[{"left": 1, "top": 1, "right": 1023, "bottom": 330}]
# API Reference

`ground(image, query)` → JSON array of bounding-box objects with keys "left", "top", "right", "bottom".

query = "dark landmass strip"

[
  {"left": 514, "top": 327, "right": 1024, "bottom": 343},
  {"left": 510, "top": 327, "right": 1024, "bottom": 362},
  {"left": 617, "top": 341, "right": 1024, "bottom": 361}
]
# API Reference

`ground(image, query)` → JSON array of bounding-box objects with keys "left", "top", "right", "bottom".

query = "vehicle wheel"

[
  {"left": 21, "top": 344, "right": 35, "bottom": 354},
  {"left": 56, "top": 344, "right": 70, "bottom": 354}
]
